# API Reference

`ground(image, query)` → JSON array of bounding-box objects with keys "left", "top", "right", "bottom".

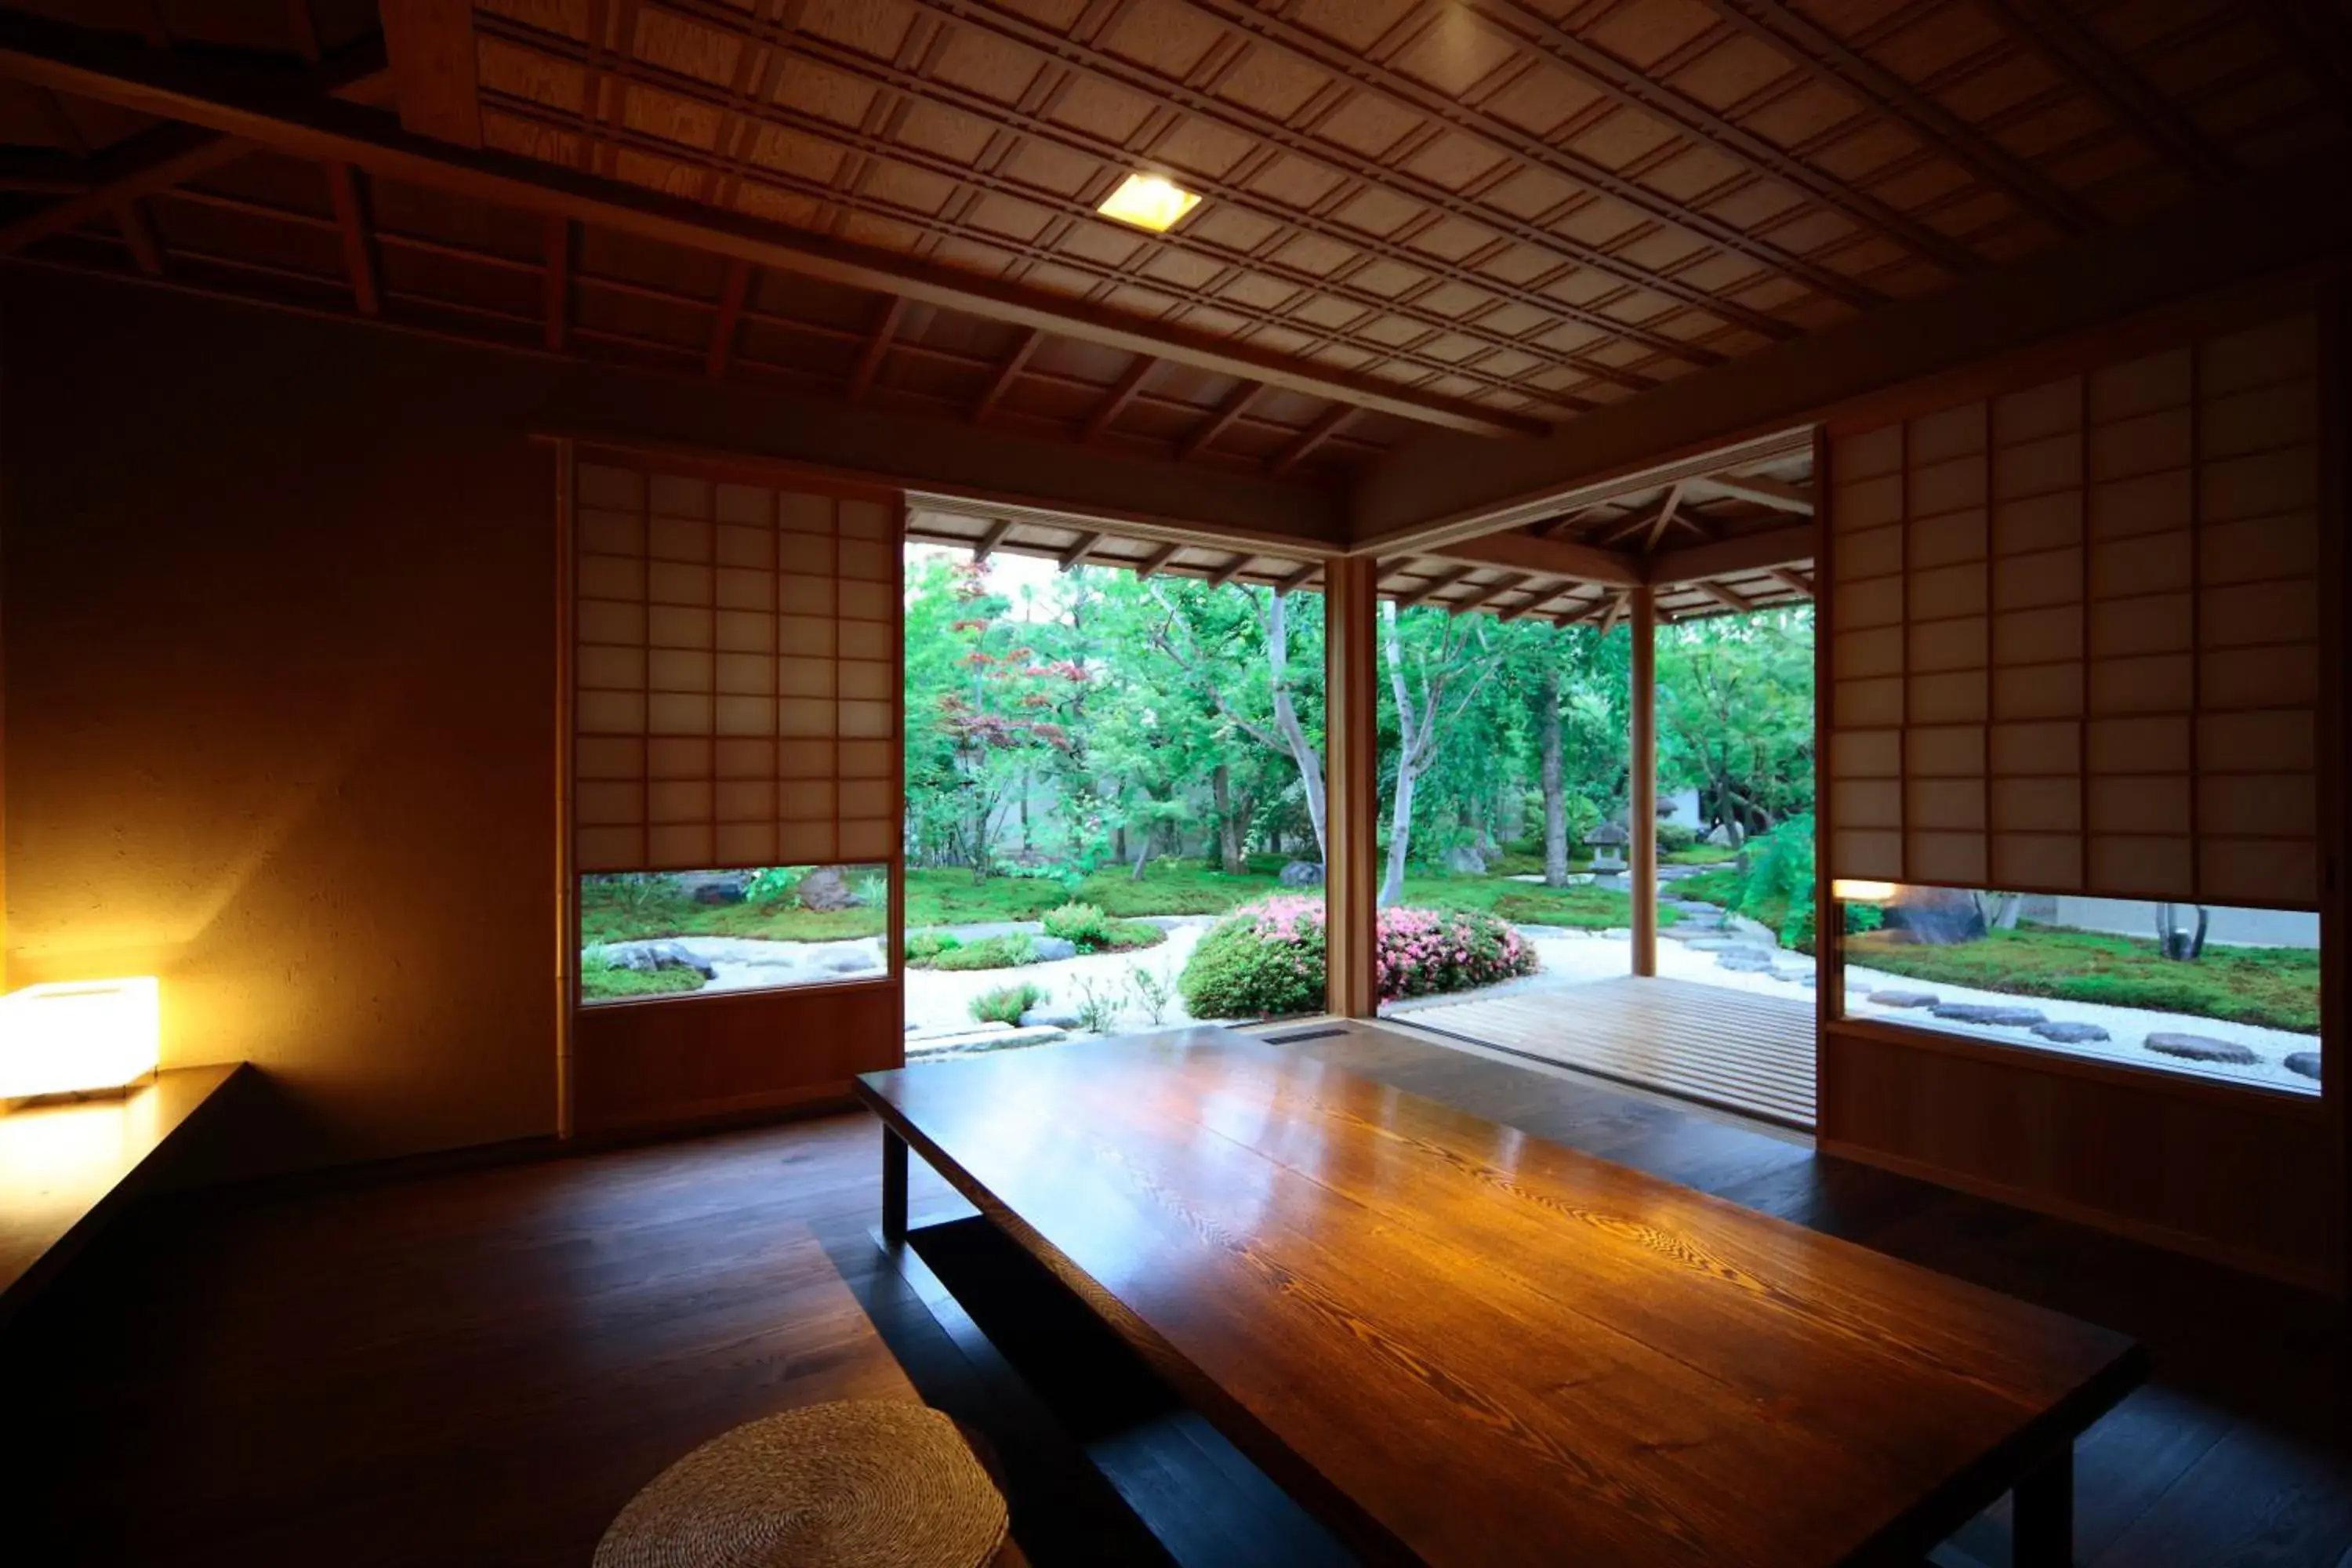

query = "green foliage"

[
  {"left": 855, "top": 871, "right": 891, "bottom": 909},
  {"left": 925, "top": 934, "right": 1039, "bottom": 971},
  {"left": 1070, "top": 978, "right": 1123, "bottom": 1033},
  {"left": 1741, "top": 814, "right": 1819, "bottom": 951},
  {"left": 1127, "top": 962, "right": 1174, "bottom": 1025},
  {"left": 581, "top": 873, "right": 883, "bottom": 946},
  {"left": 970, "top": 982, "right": 1048, "bottom": 1026},
  {"left": 904, "top": 931, "right": 962, "bottom": 963},
  {"left": 744, "top": 867, "right": 797, "bottom": 905},
  {"left": 579, "top": 950, "right": 703, "bottom": 1002},
  {"left": 1846, "top": 927, "right": 2319, "bottom": 1034},
  {"left": 1657, "top": 822, "right": 1700, "bottom": 853},
  {"left": 1041, "top": 900, "right": 1116, "bottom": 952},
  {"left": 1664, "top": 844, "right": 1739, "bottom": 865},
  {"left": 1181, "top": 898, "right": 1330, "bottom": 1020}
]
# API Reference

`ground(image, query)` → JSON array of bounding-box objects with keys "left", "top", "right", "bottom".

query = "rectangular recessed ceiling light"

[{"left": 1097, "top": 172, "right": 1201, "bottom": 233}]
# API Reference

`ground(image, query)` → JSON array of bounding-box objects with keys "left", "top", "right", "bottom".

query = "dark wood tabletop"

[{"left": 857, "top": 1027, "right": 2145, "bottom": 1567}]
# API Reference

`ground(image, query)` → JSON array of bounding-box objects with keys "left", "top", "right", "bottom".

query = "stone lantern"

[{"left": 1585, "top": 820, "right": 1630, "bottom": 874}]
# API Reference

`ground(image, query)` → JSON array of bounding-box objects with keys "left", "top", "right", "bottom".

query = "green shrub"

[
  {"left": 1042, "top": 900, "right": 1116, "bottom": 952},
  {"left": 1071, "top": 978, "right": 1122, "bottom": 1033},
  {"left": 1376, "top": 906, "right": 1537, "bottom": 1001},
  {"left": 1657, "top": 822, "right": 1700, "bottom": 853},
  {"left": 1105, "top": 920, "right": 1167, "bottom": 953},
  {"left": 970, "top": 981, "right": 1048, "bottom": 1025},
  {"left": 930, "top": 934, "right": 1039, "bottom": 971},
  {"left": 905, "top": 931, "right": 963, "bottom": 964},
  {"left": 1181, "top": 896, "right": 1329, "bottom": 1019},
  {"left": 579, "top": 949, "right": 704, "bottom": 1002}
]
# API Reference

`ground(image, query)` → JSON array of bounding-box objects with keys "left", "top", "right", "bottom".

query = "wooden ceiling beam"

[
  {"left": 1419, "top": 528, "right": 1645, "bottom": 590},
  {"left": 379, "top": 0, "right": 481, "bottom": 147},
  {"left": 1207, "top": 554, "right": 1253, "bottom": 589},
  {"left": 1083, "top": 357, "right": 1157, "bottom": 442},
  {"left": 1695, "top": 0, "right": 2096, "bottom": 236},
  {"left": 1646, "top": 523, "right": 1816, "bottom": 586},
  {"left": 542, "top": 216, "right": 569, "bottom": 352},
  {"left": 1455, "top": 0, "right": 1981, "bottom": 278},
  {"left": 1269, "top": 406, "right": 1353, "bottom": 477},
  {"left": 1696, "top": 579, "right": 1759, "bottom": 615},
  {"left": 971, "top": 518, "right": 1015, "bottom": 564},
  {"left": 1177, "top": 0, "right": 1881, "bottom": 312},
  {"left": 1598, "top": 590, "right": 1630, "bottom": 637},
  {"left": 1767, "top": 568, "right": 1816, "bottom": 598},
  {"left": 846, "top": 296, "right": 906, "bottom": 404},
  {"left": 1181, "top": 382, "right": 1265, "bottom": 462},
  {"left": 972, "top": 327, "right": 1044, "bottom": 425},
  {"left": 0, "top": 12, "right": 1534, "bottom": 441},
  {"left": 706, "top": 256, "right": 751, "bottom": 379},
  {"left": 857, "top": 0, "right": 1788, "bottom": 351},
  {"left": 1273, "top": 561, "right": 1319, "bottom": 595},
  {"left": 0, "top": 49, "right": 392, "bottom": 258},
  {"left": 1497, "top": 580, "right": 1562, "bottom": 622},
  {"left": 1058, "top": 530, "right": 1105, "bottom": 572},
  {"left": 1133, "top": 542, "right": 1182, "bottom": 581},
  {"left": 1686, "top": 473, "right": 1813, "bottom": 514},
  {"left": 1974, "top": 0, "right": 2237, "bottom": 185}
]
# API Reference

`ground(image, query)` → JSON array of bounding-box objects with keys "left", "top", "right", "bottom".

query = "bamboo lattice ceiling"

[{"left": 0, "top": 0, "right": 2342, "bottom": 566}]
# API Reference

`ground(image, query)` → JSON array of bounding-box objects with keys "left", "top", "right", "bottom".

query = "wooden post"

[
  {"left": 1630, "top": 585, "right": 1658, "bottom": 978},
  {"left": 1325, "top": 555, "right": 1380, "bottom": 1018}
]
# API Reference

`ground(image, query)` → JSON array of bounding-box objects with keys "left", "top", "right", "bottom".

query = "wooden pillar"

[
  {"left": 1630, "top": 585, "right": 1658, "bottom": 978},
  {"left": 1325, "top": 555, "right": 1379, "bottom": 1017}
]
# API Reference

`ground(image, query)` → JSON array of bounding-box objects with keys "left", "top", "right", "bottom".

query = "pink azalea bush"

[{"left": 1179, "top": 895, "right": 1537, "bottom": 1018}]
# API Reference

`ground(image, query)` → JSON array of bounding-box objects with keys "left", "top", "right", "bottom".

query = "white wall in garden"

[{"left": 2038, "top": 896, "right": 2319, "bottom": 950}]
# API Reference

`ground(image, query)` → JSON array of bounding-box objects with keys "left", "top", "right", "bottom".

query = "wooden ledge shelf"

[{"left": 0, "top": 1062, "right": 247, "bottom": 1329}]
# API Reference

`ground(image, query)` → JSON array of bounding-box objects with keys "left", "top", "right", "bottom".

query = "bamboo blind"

[
  {"left": 572, "top": 456, "right": 902, "bottom": 874},
  {"left": 1827, "top": 314, "right": 2323, "bottom": 909}
]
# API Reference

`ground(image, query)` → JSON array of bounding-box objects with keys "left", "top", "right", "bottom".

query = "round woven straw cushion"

[{"left": 594, "top": 1401, "right": 1009, "bottom": 1568}]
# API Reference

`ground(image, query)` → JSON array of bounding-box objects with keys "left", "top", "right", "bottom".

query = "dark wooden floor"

[{"left": 5, "top": 1023, "right": 2348, "bottom": 1566}]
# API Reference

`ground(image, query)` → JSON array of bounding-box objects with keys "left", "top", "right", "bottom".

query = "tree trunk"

[
  {"left": 1541, "top": 666, "right": 1569, "bottom": 888},
  {"left": 1264, "top": 592, "right": 1328, "bottom": 864},
  {"left": 1018, "top": 772, "right": 1032, "bottom": 853},
  {"left": 1212, "top": 764, "right": 1246, "bottom": 874},
  {"left": 1378, "top": 601, "right": 1420, "bottom": 907},
  {"left": 1380, "top": 763, "right": 1416, "bottom": 908},
  {"left": 1130, "top": 825, "right": 1152, "bottom": 880}
]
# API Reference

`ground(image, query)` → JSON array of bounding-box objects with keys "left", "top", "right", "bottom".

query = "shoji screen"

[
  {"left": 1825, "top": 314, "right": 2324, "bottom": 908},
  {"left": 572, "top": 455, "right": 902, "bottom": 876}
]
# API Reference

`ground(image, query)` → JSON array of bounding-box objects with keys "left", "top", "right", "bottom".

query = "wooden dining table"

[{"left": 856, "top": 1027, "right": 2145, "bottom": 1566}]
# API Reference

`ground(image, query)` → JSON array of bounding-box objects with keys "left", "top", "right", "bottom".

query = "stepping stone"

[
  {"left": 1686, "top": 938, "right": 1754, "bottom": 952},
  {"left": 1715, "top": 949, "right": 1778, "bottom": 973},
  {"left": 2144, "top": 1032, "right": 2259, "bottom": 1065},
  {"left": 1866, "top": 990, "right": 1939, "bottom": 1008},
  {"left": 1798, "top": 974, "right": 1817, "bottom": 988},
  {"left": 1932, "top": 1003, "right": 2046, "bottom": 1027},
  {"left": 2285, "top": 1051, "right": 2321, "bottom": 1081},
  {"left": 2031, "top": 1021, "right": 2111, "bottom": 1044}
]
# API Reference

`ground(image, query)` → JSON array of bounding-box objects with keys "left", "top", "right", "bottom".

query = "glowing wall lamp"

[
  {"left": 0, "top": 978, "right": 162, "bottom": 1102},
  {"left": 1831, "top": 880, "right": 1900, "bottom": 905}
]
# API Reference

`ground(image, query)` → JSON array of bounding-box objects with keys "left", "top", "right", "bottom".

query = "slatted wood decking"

[{"left": 1395, "top": 977, "right": 1817, "bottom": 1129}]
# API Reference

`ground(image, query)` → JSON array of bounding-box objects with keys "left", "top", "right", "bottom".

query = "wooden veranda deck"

[{"left": 1392, "top": 977, "right": 1817, "bottom": 1130}]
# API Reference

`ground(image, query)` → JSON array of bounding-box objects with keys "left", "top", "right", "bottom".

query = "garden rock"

[
  {"left": 1019, "top": 1011, "right": 1080, "bottom": 1029},
  {"left": 603, "top": 940, "right": 717, "bottom": 978},
  {"left": 795, "top": 867, "right": 860, "bottom": 911},
  {"left": 680, "top": 872, "right": 749, "bottom": 905},
  {"left": 1442, "top": 844, "right": 1488, "bottom": 874},
  {"left": 1279, "top": 861, "right": 1325, "bottom": 887},
  {"left": 2286, "top": 1051, "right": 2321, "bottom": 1081},
  {"left": 1029, "top": 936, "right": 1079, "bottom": 961},
  {"left": 2144, "top": 1032, "right": 2259, "bottom": 1065},
  {"left": 2031, "top": 1021, "right": 2111, "bottom": 1044},
  {"left": 810, "top": 944, "right": 882, "bottom": 975},
  {"left": 1867, "top": 990, "right": 1939, "bottom": 1008},
  {"left": 1715, "top": 949, "right": 1778, "bottom": 973},
  {"left": 1686, "top": 937, "right": 1751, "bottom": 952},
  {"left": 1931, "top": 1003, "right": 2046, "bottom": 1027},
  {"left": 1886, "top": 887, "right": 1985, "bottom": 946}
]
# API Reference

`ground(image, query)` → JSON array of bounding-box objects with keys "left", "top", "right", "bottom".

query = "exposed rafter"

[
  {"left": 1417, "top": 531, "right": 1643, "bottom": 590},
  {"left": 1497, "top": 580, "right": 1562, "bottom": 623},
  {"left": 1273, "top": 562, "right": 1319, "bottom": 596},
  {"left": 1696, "top": 579, "right": 1759, "bottom": 614},
  {"left": 1647, "top": 523, "right": 1816, "bottom": 586},
  {"left": 846, "top": 296, "right": 906, "bottom": 404},
  {"left": 1133, "top": 542, "right": 1182, "bottom": 580},
  {"left": 1058, "top": 530, "right": 1105, "bottom": 572},
  {"left": 1181, "top": 383, "right": 1266, "bottom": 462},
  {"left": 1396, "top": 565, "right": 1472, "bottom": 609},
  {"left": 1451, "top": 573, "right": 1529, "bottom": 616},
  {"left": 971, "top": 517, "right": 1015, "bottom": 564},
  {"left": 380, "top": 0, "right": 481, "bottom": 147},
  {"left": 541, "top": 215, "right": 568, "bottom": 352},
  {"left": 1687, "top": 474, "right": 1813, "bottom": 514},
  {"left": 1767, "top": 567, "right": 1816, "bottom": 598},
  {"left": 972, "top": 328, "right": 1044, "bottom": 425},
  {"left": 1083, "top": 356, "right": 1157, "bottom": 443},
  {"left": 1270, "top": 406, "right": 1352, "bottom": 477},
  {"left": 322, "top": 162, "right": 379, "bottom": 316},
  {"left": 0, "top": 12, "right": 1535, "bottom": 440},
  {"left": 1207, "top": 555, "right": 1253, "bottom": 589},
  {"left": 706, "top": 257, "right": 750, "bottom": 379},
  {"left": 113, "top": 196, "right": 162, "bottom": 275}
]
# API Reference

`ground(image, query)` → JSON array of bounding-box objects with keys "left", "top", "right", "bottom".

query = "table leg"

[
  {"left": 881, "top": 1127, "right": 909, "bottom": 1243},
  {"left": 2013, "top": 1443, "right": 2074, "bottom": 1567}
]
